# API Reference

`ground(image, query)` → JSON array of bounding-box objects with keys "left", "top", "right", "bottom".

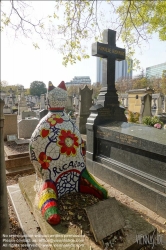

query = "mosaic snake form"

[{"left": 29, "top": 81, "right": 107, "bottom": 225}]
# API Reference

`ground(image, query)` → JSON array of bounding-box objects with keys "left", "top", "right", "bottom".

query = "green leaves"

[
  {"left": 30, "top": 81, "right": 47, "bottom": 97},
  {"left": 1, "top": 0, "right": 165, "bottom": 67}
]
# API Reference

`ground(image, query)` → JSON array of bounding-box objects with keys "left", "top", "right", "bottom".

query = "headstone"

[
  {"left": 65, "top": 95, "right": 74, "bottom": 113},
  {"left": 86, "top": 29, "right": 127, "bottom": 163},
  {"left": 39, "top": 109, "right": 48, "bottom": 120},
  {"left": 77, "top": 85, "right": 93, "bottom": 134},
  {"left": 89, "top": 29, "right": 127, "bottom": 125},
  {"left": 40, "top": 94, "right": 45, "bottom": 110},
  {"left": 3, "top": 114, "right": 18, "bottom": 140},
  {"left": 18, "top": 86, "right": 28, "bottom": 115},
  {"left": 120, "top": 93, "right": 128, "bottom": 108},
  {"left": 21, "top": 111, "right": 36, "bottom": 119},
  {"left": 154, "top": 93, "right": 163, "bottom": 115},
  {"left": 73, "top": 96, "right": 79, "bottom": 110},
  {"left": 139, "top": 94, "right": 152, "bottom": 123},
  {"left": 18, "top": 118, "right": 39, "bottom": 139},
  {"left": 86, "top": 29, "right": 166, "bottom": 219}
]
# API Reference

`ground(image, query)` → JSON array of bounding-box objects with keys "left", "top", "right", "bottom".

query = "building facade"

[
  {"left": 66, "top": 76, "right": 91, "bottom": 86},
  {"left": 146, "top": 62, "right": 166, "bottom": 78},
  {"left": 96, "top": 58, "right": 133, "bottom": 83}
]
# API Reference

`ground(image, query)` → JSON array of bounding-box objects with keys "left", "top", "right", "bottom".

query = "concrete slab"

[
  {"left": 7, "top": 184, "right": 47, "bottom": 250},
  {"left": 15, "top": 139, "right": 30, "bottom": 145},
  {"left": 5, "top": 156, "right": 31, "bottom": 169},
  {"left": 17, "top": 175, "right": 158, "bottom": 250},
  {"left": 85, "top": 197, "right": 125, "bottom": 242},
  {"left": 6, "top": 164, "right": 34, "bottom": 176},
  {"left": 4, "top": 146, "right": 29, "bottom": 159}
]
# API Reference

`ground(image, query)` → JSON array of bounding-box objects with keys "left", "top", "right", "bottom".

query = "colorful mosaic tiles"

[{"left": 29, "top": 81, "right": 107, "bottom": 225}]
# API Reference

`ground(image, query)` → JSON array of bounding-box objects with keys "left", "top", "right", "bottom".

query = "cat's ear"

[
  {"left": 48, "top": 81, "right": 55, "bottom": 92},
  {"left": 57, "top": 81, "right": 67, "bottom": 91}
]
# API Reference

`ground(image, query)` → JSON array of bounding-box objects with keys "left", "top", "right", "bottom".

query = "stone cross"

[
  {"left": 92, "top": 29, "right": 125, "bottom": 91},
  {"left": 8, "top": 88, "right": 15, "bottom": 106}
]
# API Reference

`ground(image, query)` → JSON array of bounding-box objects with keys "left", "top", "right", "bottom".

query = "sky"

[{"left": 1, "top": 1, "right": 166, "bottom": 89}]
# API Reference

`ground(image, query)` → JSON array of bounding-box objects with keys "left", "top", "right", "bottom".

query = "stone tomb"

[
  {"left": 3, "top": 114, "right": 18, "bottom": 140},
  {"left": 18, "top": 118, "right": 39, "bottom": 139},
  {"left": 139, "top": 93, "right": 153, "bottom": 123},
  {"left": 22, "top": 111, "right": 36, "bottom": 119},
  {"left": 127, "top": 88, "right": 154, "bottom": 114},
  {"left": 4, "top": 138, "right": 33, "bottom": 175},
  {"left": 87, "top": 121, "right": 166, "bottom": 218},
  {"left": 86, "top": 29, "right": 166, "bottom": 219}
]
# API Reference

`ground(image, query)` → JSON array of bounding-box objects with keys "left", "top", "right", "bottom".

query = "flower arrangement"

[
  {"left": 154, "top": 123, "right": 162, "bottom": 129},
  {"left": 142, "top": 116, "right": 164, "bottom": 129}
]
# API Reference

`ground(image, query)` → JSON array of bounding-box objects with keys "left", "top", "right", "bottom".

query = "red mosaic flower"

[
  {"left": 57, "top": 130, "right": 79, "bottom": 156},
  {"left": 47, "top": 114, "right": 63, "bottom": 127},
  {"left": 40, "top": 128, "right": 50, "bottom": 138},
  {"left": 38, "top": 152, "right": 52, "bottom": 169}
]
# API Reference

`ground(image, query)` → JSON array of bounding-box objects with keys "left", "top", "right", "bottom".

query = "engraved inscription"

[
  {"left": 119, "top": 134, "right": 138, "bottom": 144},
  {"left": 97, "top": 129, "right": 112, "bottom": 138},
  {"left": 98, "top": 108, "right": 111, "bottom": 118},
  {"left": 98, "top": 46, "right": 125, "bottom": 57}
]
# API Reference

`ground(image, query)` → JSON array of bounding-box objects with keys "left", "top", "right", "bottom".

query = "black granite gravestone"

[
  {"left": 86, "top": 29, "right": 166, "bottom": 219},
  {"left": 89, "top": 29, "right": 127, "bottom": 125},
  {"left": 86, "top": 29, "right": 127, "bottom": 162}
]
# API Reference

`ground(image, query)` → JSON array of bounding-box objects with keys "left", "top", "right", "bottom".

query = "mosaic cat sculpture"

[{"left": 29, "top": 81, "right": 107, "bottom": 225}]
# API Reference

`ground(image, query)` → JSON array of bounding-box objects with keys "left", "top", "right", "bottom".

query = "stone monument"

[
  {"left": 40, "top": 94, "right": 45, "bottom": 110},
  {"left": 8, "top": 88, "right": 15, "bottom": 108},
  {"left": 139, "top": 93, "right": 153, "bottom": 123},
  {"left": 65, "top": 95, "right": 74, "bottom": 113},
  {"left": 18, "top": 86, "right": 28, "bottom": 115},
  {"left": 127, "top": 88, "right": 154, "bottom": 113},
  {"left": 86, "top": 29, "right": 166, "bottom": 219},
  {"left": 155, "top": 93, "right": 163, "bottom": 115},
  {"left": 77, "top": 85, "right": 93, "bottom": 134},
  {"left": 29, "top": 81, "right": 107, "bottom": 225}
]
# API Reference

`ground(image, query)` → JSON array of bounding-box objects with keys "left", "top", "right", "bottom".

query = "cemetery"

[{"left": 1, "top": 29, "right": 166, "bottom": 250}]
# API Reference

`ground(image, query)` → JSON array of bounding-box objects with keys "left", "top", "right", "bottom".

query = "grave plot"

[
  {"left": 7, "top": 174, "right": 160, "bottom": 250},
  {"left": 4, "top": 140, "right": 34, "bottom": 175}
]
